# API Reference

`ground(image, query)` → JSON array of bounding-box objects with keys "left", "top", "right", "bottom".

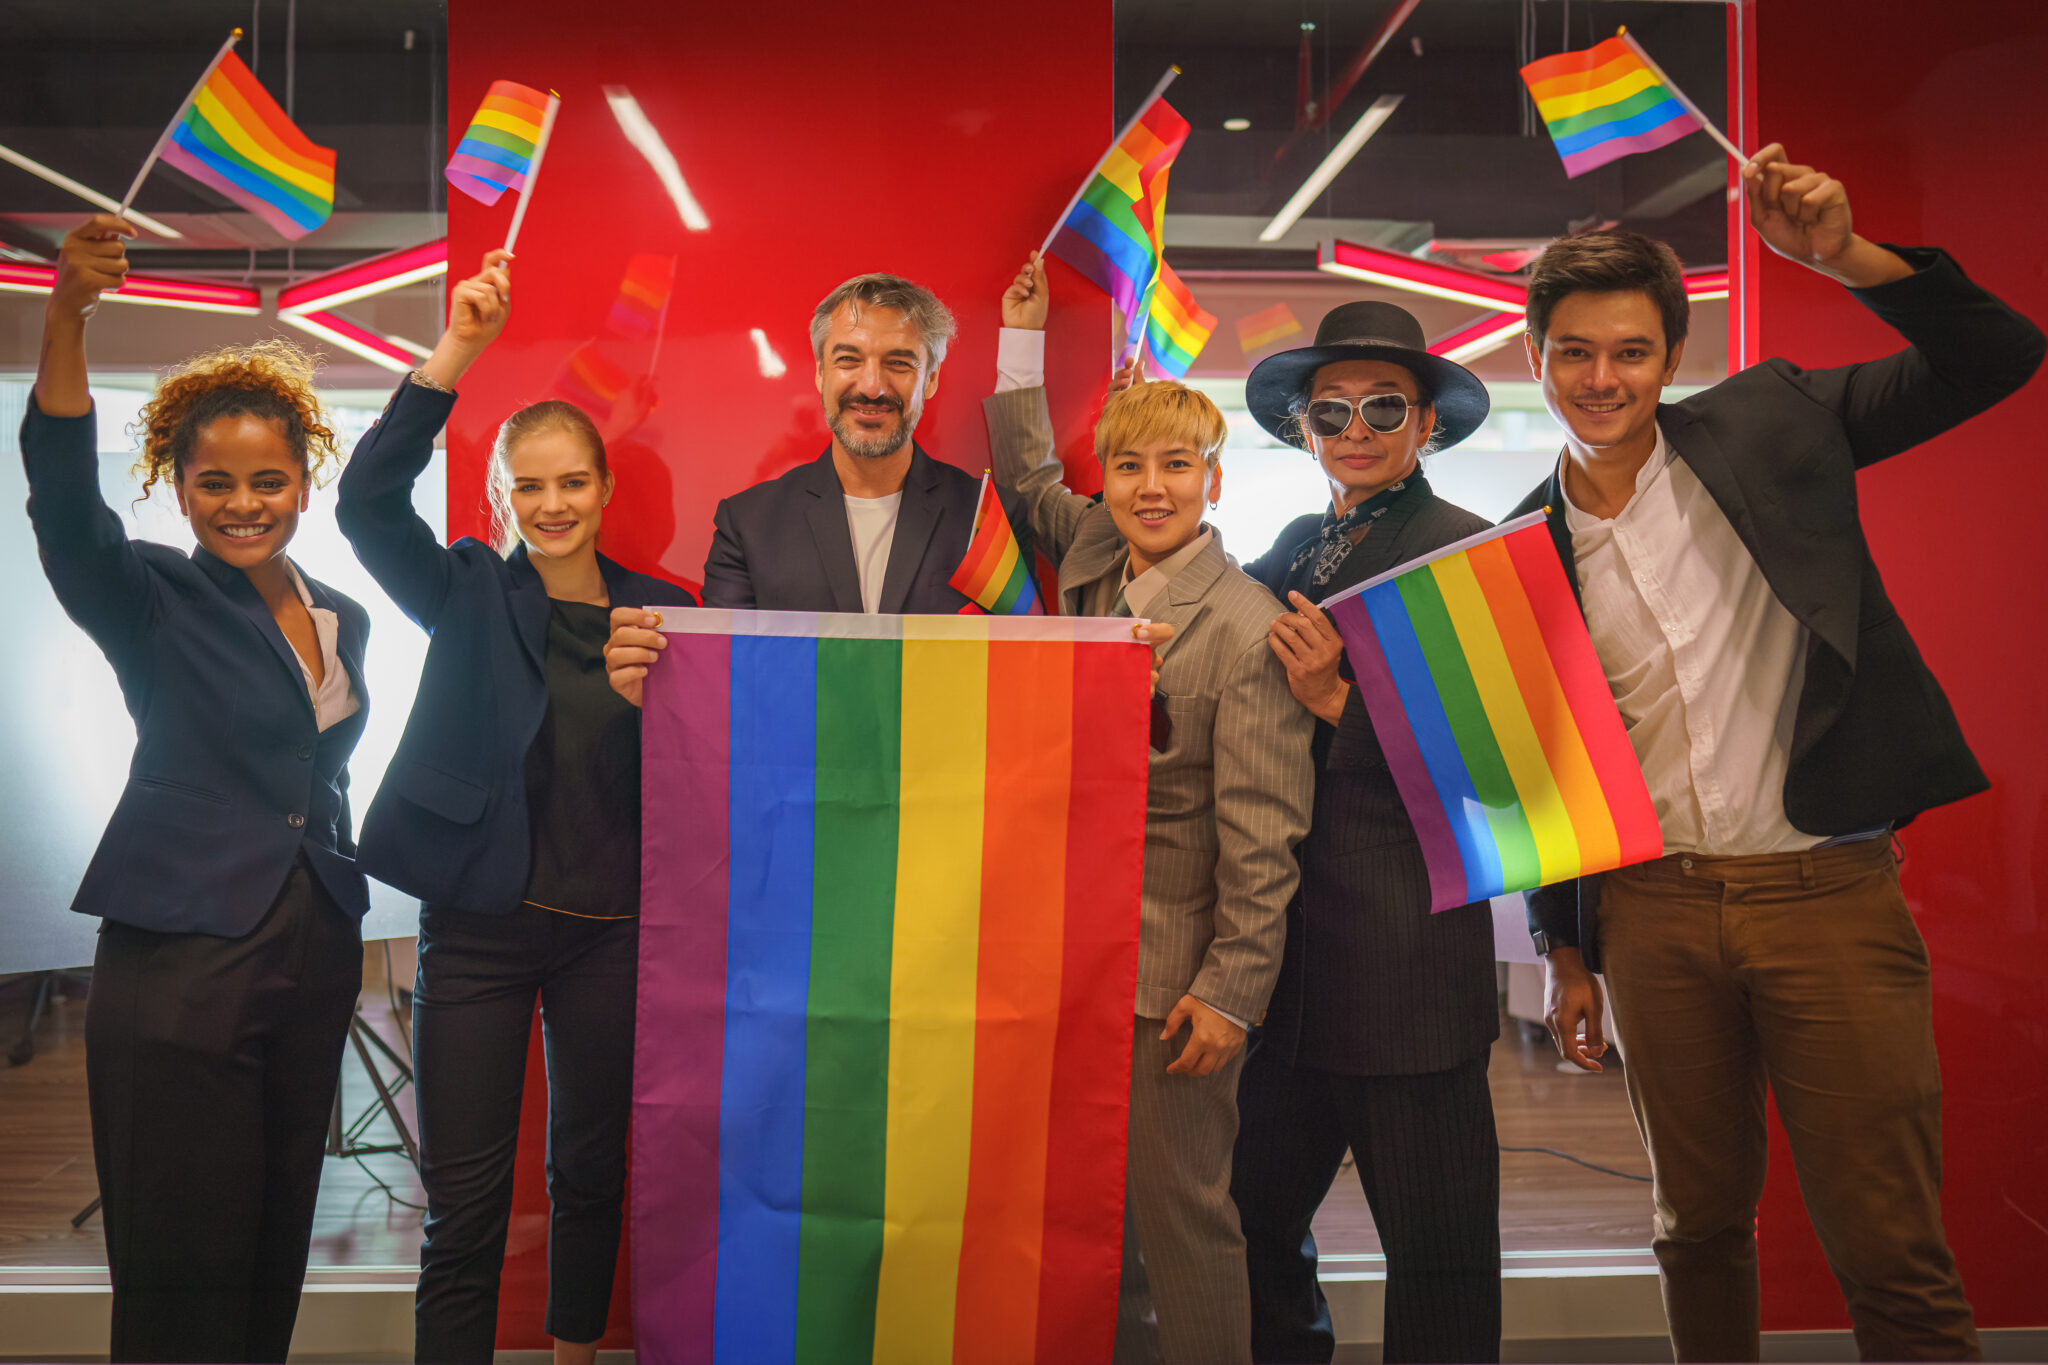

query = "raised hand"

[
  {"left": 53, "top": 214, "right": 137, "bottom": 320},
  {"left": 1742, "top": 144, "right": 1853, "bottom": 269},
  {"left": 1001, "top": 251, "right": 1049, "bottom": 330},
  {"left": 1109, "top": 354, "right": 1146, "bottom": 393},
  {"left": 419, "top": 249, "right": 512, "bottom": 388}
]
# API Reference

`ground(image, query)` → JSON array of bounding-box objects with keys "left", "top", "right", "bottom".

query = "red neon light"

[
  {"left": 1429, "top": 313, "right": 1526, "bottom": 359},
  {"left": 276, "top": 238, "right": 449, "bottom": 314},
  {"left": 1684, "top": 271, "right": 1731, "bottom": 296},
  {"left": 1318, "top": 239, "right": 1529, "bottom": 310},
  {"left": 0, "top": 262, "right": 261, "bottom": 313},
  {"left": 284, "top": 309, "right": 421, "bottom": 367}
]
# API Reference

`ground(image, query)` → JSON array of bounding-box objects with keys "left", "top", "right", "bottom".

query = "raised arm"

[
  {"left": 336, "top": 251, "right": 510, "bottom": 630},
  {"left": 980, "top": 252, "right": 1105, "bottom": 564},
  {"left": 1739, "top": 145, "right": 2046, "bottom": 467},
  {"left": 23, "top": 216, "right": 159, "bottom": 659}
]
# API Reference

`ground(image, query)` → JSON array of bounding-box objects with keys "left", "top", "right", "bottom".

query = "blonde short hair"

[{"left": 1094, "top": 380, "right": 1227, "bottom": 468}]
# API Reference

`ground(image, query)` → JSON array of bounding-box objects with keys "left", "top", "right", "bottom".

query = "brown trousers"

[{"left": 1599, "top": 841, "right": 1979, "bottom": 1362}]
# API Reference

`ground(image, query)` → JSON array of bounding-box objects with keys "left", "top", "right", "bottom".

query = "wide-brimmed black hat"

[{"left": 1246, "top": 300, "right": 1490, "bottom": 450}]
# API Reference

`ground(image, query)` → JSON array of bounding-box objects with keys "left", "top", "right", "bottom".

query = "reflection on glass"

[
  {"left": 749, "top": 328, "right": 788, "bottom": 379},
  {"left": 601, "top": 85, "right": 710, "bottom": 232}
]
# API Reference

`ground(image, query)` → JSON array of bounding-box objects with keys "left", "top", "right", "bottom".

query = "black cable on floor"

[
  {"left": 352, "top": 1153, "right": 428, "bottom": 1213},
  {"left": 1500, "top": 1145, "right": 1652, "bottom": 1183}
]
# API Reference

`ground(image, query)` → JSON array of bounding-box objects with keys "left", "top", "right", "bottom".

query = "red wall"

[
  {"left": 444, "top": 2, "right": 1113, "bottom": 1347},
  {"left": 1754, "top": 0, "right": 2048, "bottom": 1331}
]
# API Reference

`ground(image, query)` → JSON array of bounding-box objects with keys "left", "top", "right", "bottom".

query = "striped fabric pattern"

[
  {"left": 445, "top": 80, "right": 554, "bottom": 205},
  {"left": 633, "top": 610, "right": 1153, "bottom": 1365},
  {"left": 159, "top": 50, "right": 335, "bottom": 239},
  {"left": 949, "top": 474, "right": 1043, "bottom": 615},
  {"left": 1143, "top": 261, "right": 1218, "bottom": 378},
  {"left": 1322, "top": 513, "right": 1663, "bottom": 911},
  {"left": 1519, "top": 35, "right": 1702, "bottom": 177}
]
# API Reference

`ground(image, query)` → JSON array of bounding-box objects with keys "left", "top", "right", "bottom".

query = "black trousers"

[
  {"left": 411, "top": 905, "right": 638, "bottom": 1364},
  {"left": 85, "top": 856, "right": 363, "bottom": 1364},
  {"left": 1233, "top": 1044, "right": 1501, "bottom": 1364}
]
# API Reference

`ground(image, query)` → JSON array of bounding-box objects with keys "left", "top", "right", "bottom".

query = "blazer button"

[
  {"left": 297, "top": 744, "right": 314, "bottom": 761},
  {"left": 287, "top": 813, "right": 307, "bottom": 829}
]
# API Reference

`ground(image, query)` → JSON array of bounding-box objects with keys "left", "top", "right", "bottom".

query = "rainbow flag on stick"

[
  {"left": 445, "top": 80, "right": 555, "bottom": 205},
  {"left": 1042, "top": 68, "right": 1213, "bottom": 371},
  {"left": 1520, "top": 30, "right": 1740, "bottom": 178},
  {"left": 1236, "top": 302, "right": 1303, "bottom": 356},
  {"left": 1323, "top": 513, "right": 1663, "bottom": 912},
  {"left": 634, "top": 610, "right": 1151, "bottom": 1365},
  {"left": 607, "top": 253, "right": 676, "bottom": 339},
  {"left": 125, "top": 31, "right": 336, "bottom": 240},
  {"left": 950, "top": 474, "right": 1043, "bottom": 616}
]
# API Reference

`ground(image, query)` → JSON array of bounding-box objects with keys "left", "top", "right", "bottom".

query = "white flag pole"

[
  {"left": 502, "top": 91, "right": 561, "bottom": 256},
  {"left": 0, "top": 143, "right": 183, "bottom": 239},
  {"left": 118, "top": 27, "right": 243, "bottom": 223},
  {"left": 1617, "top": 28, "right": 1746, "bottom": 165},
  {"left": 1035, "top": 65, "right": 1181, "bottom": 259}
]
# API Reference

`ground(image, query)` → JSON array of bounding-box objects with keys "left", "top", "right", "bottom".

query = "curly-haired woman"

[
  {"left": 22, "top": 215, "right": 371, "bottom": 1364},
  {"left": 335, "top": 250, "right": 695, "bottom": 1365}
]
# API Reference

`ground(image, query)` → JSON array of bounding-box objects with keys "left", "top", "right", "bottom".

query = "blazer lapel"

[
  {"left": 877, "top": 446, "right": 940, "bottom": 615},
  {"left": 1141, "top": 531, "right": 1230, "bottom": 670},
  {"left": 303, "top": 570, "right": 370, "bottom": 714},
  {"left": 194, "top": 548, "right": 313, "bottom": 717},
  {"left": 506, "top": 545, "right": 552, "bottom": 673},
  {"left": 800, "top": 452, "right": 865, "bottom": 614},
  {"left": 1056, "top": 529, "right": 1126, "bottom": 618}
]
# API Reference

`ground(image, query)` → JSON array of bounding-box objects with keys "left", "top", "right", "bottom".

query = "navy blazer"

[
  {"left": 701, "top": 444, "right": 1033, "bottom": 612},
  {"left": 1509, "top": 246, "right": 2046, "bottom": 969},
  {"left": 335, "top": 380, "right": 696, "bottom": 915},
  {"left": 21, "top": 398, "right": 371, "bottom": 936}
]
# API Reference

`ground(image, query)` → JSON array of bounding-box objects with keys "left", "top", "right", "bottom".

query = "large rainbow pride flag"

[
  {"left": 1519, "top": 34, "right": 1703, "bottom": 178},
  {"left": 1045, "top": 92, "right": 1214, "bottom": 372},
  {"left": 160, "top": 50, "right": 335, "bottom": 240},
  {"left": 1323, "top": 513, "right": 1662, "bottom": 912},
  {"left": 634, "top": 611, "right": 1152, "bottom": 1365}
]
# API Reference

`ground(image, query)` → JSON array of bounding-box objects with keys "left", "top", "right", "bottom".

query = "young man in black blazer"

[{"left": 1512, "top": 144, "right": 2044, "bottom": 1361}]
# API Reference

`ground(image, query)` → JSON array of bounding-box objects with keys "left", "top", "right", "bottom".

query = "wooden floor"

[{"left": 0, "top": 959, "right": 1651, "bottom": 1269}]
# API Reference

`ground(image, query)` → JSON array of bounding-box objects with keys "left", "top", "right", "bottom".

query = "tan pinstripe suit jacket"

[{"left": 985, "top": 386, "right": 1314, "bottom": 1023}]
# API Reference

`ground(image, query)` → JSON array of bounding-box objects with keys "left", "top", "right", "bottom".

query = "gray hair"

[{"left": 809, "top": 273, "right": 956, "bottom": 370}]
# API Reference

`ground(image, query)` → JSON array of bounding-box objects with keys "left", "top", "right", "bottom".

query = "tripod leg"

[
  {"left": 70, "top": 1195, "right": 102, "bottom": 1228},
  {"left": 9, "top": 972, "right": 54, "bottom": 1067},
  {"left": 349, "top": 1015, "right": 420, "bottom": 1166}
]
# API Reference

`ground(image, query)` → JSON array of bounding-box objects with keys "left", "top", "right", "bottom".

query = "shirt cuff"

[
  {"left": 1195, "top": 996, "right": 1251, "bottom": 1031},
  {"left": 995, "top": 327, "right": 1046, "bottom": 393}
]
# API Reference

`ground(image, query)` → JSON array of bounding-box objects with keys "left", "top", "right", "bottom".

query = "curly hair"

[{"left": 132, "top": 338, "right": 340, "bottom": 500}]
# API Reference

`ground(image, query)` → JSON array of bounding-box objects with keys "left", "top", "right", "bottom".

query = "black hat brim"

[{"left": 1246, "top": 342, "right": 1491, "bottom": 451}]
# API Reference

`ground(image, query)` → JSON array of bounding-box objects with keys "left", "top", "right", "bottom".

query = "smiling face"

[
  {"left": 174, "top": 414, "right": 308, "bottom": 570},
  {"left": 1303, "top": 359, "right": 1433, "bottom": 511},
  {"left": 1527, "top": 288, "right": 1685, "bottom": 456},
  {"left": 505, "top": 427, "right": 612, "bottom": 561},
  {"left": 1102, "top": 436, "right": 1221, "bottom": 576},
  {"left": 815, "top": 302, "right": 939, "bottom": 461}
]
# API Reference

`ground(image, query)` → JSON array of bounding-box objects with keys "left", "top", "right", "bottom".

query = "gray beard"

[{"left": 828, "top": 403, "right": 920, "bottom": 460}]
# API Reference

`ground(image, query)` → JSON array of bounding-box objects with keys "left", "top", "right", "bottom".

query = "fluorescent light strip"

[
  {"left": 0, "top": 141, "right": 185, "bottom": 240},
  {"left": 1260, "top": 93, "right": 1404, "bottom": 243},
  {"left": 1318, "top": 239, "right": 1529, "bottom": 313},
  {"left": 603, "top": 86, "right": 710, "bottom": 232},
  {"left": 1431, "top": 314, "right": 1528, "bottom": 364},
  {"left": 1684, "top": 272, "right": 1730, "bottom": 301},
  {"left": 0, "top": 262, "right": 260, "bottom": 315},
  {"left": 278, "top": 309, "right": 420, "bottom": 373},
  {"left": 277, "top": 239, "right": 448, "bottom": 315}
]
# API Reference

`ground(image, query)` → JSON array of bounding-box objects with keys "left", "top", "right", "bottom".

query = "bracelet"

[{"left": 407, "top": 368, "right": 454, "bottom": 394}]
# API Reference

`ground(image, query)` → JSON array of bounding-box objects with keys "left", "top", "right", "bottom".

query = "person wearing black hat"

[{"left": 1230, "top": 300, "right": 1503, "bottom": 1363}]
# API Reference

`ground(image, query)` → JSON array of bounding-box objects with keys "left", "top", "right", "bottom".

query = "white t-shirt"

[{"left": 844, "top": 492, "right": 902, "bottom": 614}]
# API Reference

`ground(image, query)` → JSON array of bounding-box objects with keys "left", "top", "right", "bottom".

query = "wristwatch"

[{"left": 1531, "top": 929, "right": 1563, "bottom": 957}]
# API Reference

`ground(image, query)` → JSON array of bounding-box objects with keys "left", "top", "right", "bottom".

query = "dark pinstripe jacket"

[{"left": 1245, "top": 478, "right": 1502, "bottom": 1076}]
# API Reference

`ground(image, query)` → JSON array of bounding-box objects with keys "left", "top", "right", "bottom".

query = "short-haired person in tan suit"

[{"left": 986, "top": 254, "right": 1315, "bottom": 1365}]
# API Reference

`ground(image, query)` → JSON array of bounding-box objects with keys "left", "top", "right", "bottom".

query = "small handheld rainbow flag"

[
  {"left": 445, "top": 80, "right": 556, "bottom": 206},
  {"left": 1042, "top": 69, "right": 1211, "bottom": 369},
  {"left": 153, "top": 46, "right": 335, "bottom": 239},
  {"left": 1323, "top": 513, "right": 1663, "bottom": 912},
  {"left": 950, "top": 474, "right": 1043, "bottom": 616},
  {"left": 634, "top": 610, "right": 1151, "bottom": 1364},
  {"left": 607, "top": 253, "right": 676, "bottom": 339},
  {"left": 1141, "top": 260, "right": 1216, "bottom": 379},
  {"left": 1520, "top": 32, "right": 1731, "bottom": 178}
]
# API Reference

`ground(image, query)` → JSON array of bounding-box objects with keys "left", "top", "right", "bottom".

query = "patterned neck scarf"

[{"left": 1291, "top": 476, "right": 1418, "bottom": 586}]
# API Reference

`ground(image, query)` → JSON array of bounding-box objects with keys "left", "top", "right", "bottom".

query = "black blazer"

[
  {"left": 22, "top": 398, "right": 371, "bottom": 936},
  {"left": 701, "top": 445, "right": 1032, "bottom": 612},
  {"left": 1511, "top": 246, "right": 2046, "bottom": 970},
  {"left": 1244, "top": 479, "right": 1502, "bottom": 1075},
  {"left": 335, "top": 380, "right": 696, "bottom": 915}
]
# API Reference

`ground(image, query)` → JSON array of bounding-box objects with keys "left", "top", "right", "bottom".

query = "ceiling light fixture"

[
  {"left": 276, "top": 239, "right": 447, "bottom": 316},
  {"left": 278, "top": 309, "right": 427, "bottom": 373},
  {"left": 1683, "top": 271, "right": 1730, "bottom": 301},
  {"left": 1317, "top": 238, "right": 1529, "bottom": 313},
  {"left": 1430, "top": 313, "right": 1528, "bottom": 365},
  {"left": 0, "top": 261, "right": 259, "bottom": 314},
  {"left": 1259, "top": 92, "right": 1403, "bottom": 243},
  {"left": 1223, "top": 118, "right": 1251, "bottom": 131},
  {"left": 603, "top": 86, "right": 710, "bottom": 232}
]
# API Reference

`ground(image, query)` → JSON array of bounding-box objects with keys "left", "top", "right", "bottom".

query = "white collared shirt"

[
  {"left": 283, "top": 562, "right": 361, "bottom": 733},
  {"left": 1088, "top": 529, "right": 1214, "bottom": 618},
  {"left": 1562, "top": 427, "right": 1816, "bottom": 856}
]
